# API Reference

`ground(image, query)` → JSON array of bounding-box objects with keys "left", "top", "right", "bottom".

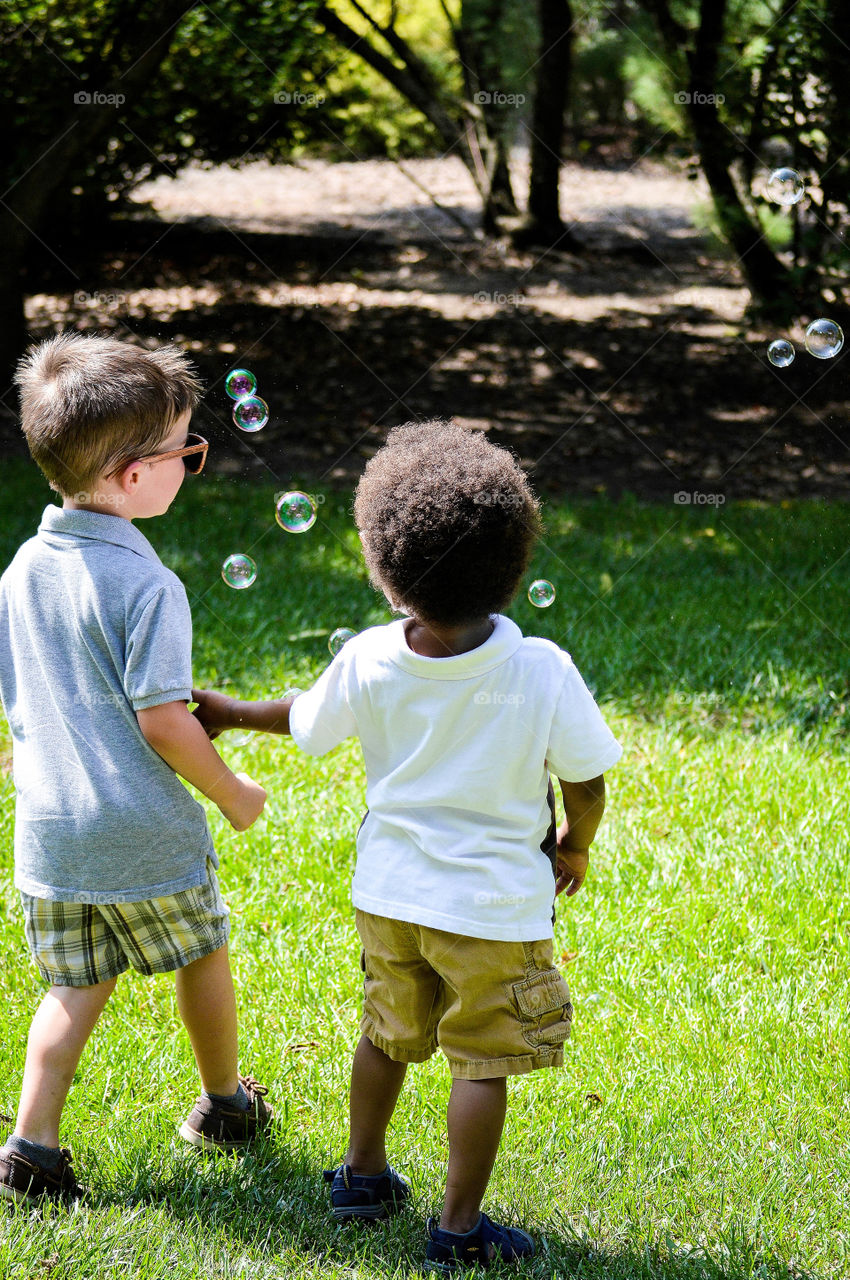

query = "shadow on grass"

[{"left": 95, "top": 1137, "right": 818, "bottom": 1280}]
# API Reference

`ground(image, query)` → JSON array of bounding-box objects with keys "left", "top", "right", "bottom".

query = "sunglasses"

[{"left": 111, "top": 433, "right": 209, "bottom": 478}]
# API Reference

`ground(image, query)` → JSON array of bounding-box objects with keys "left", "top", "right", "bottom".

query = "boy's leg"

[
  {"left": 14, "top": 979, "right": 117, "bottom": 1148},
  {"left": 440, "top": 1077, "right": 507, "bottom": 1234},
  {"left": 344, "top": 1033, "right": 408, "bottom": 1175},
  {"left": 174, "top": 943, "right": 238, "bottom": 1097}
]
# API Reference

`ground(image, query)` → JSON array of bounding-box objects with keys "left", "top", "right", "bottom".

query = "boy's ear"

[{"left": 115, "top": 459, "right": 143, "bottom": 493}]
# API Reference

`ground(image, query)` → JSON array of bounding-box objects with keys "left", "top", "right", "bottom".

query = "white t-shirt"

[{"left": 289, "top": 615, "right": 622, "bottom": 941}]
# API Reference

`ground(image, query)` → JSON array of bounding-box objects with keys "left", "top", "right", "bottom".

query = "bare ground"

[{"left": 19, "top": 153, "right": 850, "bottom": 500}]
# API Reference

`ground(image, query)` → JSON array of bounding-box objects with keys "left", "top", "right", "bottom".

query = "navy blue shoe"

[
  {"left": 425, "top": 1212, "right": 535, "bottom": 1272},
  {"left": 322, "top": 1162, "right": 410, "bottom": 1221}
]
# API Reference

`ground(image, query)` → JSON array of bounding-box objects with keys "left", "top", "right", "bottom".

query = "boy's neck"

[{"left": 404, "top": 616, "right": 494, "bottom": 658}]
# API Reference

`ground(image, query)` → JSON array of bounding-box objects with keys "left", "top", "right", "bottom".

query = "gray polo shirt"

[{"left": 0, "top": 505, "right": 215, "bottom": 902}]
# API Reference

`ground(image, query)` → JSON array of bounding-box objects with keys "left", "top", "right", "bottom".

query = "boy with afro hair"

[{"left": 192, "top": 420, "right": 622, "bottom": 1272}]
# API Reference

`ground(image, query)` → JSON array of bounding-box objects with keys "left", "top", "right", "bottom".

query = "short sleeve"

[
  {"left": 289, "top": 653, "right": 357, "bottom": 756},
  {"left": 124, "top": 584, "right": 194, "bottom": 711},
  {"left": 546, "top": 659, "right": 622, "bottom": 782}
]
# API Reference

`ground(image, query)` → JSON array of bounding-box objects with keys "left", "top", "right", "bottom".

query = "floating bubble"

[
  {"left": 221, "top": 553, "right": 257, "bottom": 590},
  {"left": 767, "top": 338, "right": 795, "bottom": 368},
  {"left": 766, "top": 167, "right": 805, "bottom": 206},
  {"left": 804, "top": 318, "right": 844, "bottom": 359},
  {"left": 528, "top": 579, "right": 556, "bottom": 608},
  {"left": 225, "top": 368, "right": 257, "bottom": 400},
  {"left": 233, "top": 395, "right": 269, "bottom": 432},
  {"left": 275, "top": 491, "right": 317, "bottom": 533},
  {"left": 328, "top": 627, "right": 356, "bottom": 656}
]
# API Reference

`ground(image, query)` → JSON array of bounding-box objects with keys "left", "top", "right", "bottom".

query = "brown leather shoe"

[
  {"left": 178, "top": 1074, "right": 273, "bottom": 1151},
  {"left": 0, "top": 1145, "right": 87, "bottom": 1205}
]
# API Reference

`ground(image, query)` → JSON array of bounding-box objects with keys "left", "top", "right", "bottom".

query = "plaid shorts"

[{"left": 20, "top": 864, "right": 231, "bottom": 988}]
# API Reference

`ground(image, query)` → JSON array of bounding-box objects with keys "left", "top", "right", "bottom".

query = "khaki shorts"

[
  {"left": 356, "top": 909, "right": 573, "bottom": 1080},
  {"left": 20, "top": 864, "right": 231, "bottom": 988}
]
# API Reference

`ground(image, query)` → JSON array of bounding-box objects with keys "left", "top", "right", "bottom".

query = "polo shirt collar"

[
  {"left": 386, "top": 613, "right": 524, "bottom": 679},
  {"left": 38, "top": 504, "right": 162, "bottom": 563}
]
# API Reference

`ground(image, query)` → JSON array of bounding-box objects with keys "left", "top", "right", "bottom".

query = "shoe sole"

[
  {"left": 422, "top": 1262, "right": 457, "bottom": 1276},
  {"left": 0, "top": 1183, "right": 33, "bottom": 1205},
  {"left": 332, "top": 1202, "right": 393, "bottom": 1221},
  {"left": 178, "top": 1122, "right": 252, "bottom": 1152}
]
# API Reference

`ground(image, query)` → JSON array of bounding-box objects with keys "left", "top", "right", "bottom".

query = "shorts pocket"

[{"left": 513, "top": 968, "right": 573, "bottom": 1048}]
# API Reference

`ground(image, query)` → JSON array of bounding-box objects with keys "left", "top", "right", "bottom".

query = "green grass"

[{"left": 1, "top": 462, "right": 849, "bottom": 1278}]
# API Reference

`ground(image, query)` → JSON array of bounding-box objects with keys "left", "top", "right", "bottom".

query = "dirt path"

[{"left": 21, "top": 153, "right": 850, "bottom": 500}]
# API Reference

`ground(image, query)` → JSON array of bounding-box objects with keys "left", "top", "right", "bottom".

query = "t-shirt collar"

[
  {"left": 386, "top": 613, "right": 524, "bottom": 679},
  {"left": 38, "top": 504, "right": 162, "bottom": 563}
]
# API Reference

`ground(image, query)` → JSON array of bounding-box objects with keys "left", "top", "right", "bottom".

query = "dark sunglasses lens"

[{"left": 184, "top": 449, "right": 204, "bottom": 474}]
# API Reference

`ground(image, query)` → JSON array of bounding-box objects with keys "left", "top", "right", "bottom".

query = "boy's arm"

[
  {"left": 555, "top": 774, "right": 606, "bottom": 897},
  {"left": 137, "top": 700, "right": 266, "bottom": 831},
  {"left": 191, "top": 688, "right": 294, "bottom": 739}
]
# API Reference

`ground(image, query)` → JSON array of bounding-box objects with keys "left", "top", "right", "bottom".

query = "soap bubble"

[
  {"left": 275, "top": 491, "right": 317, "bottom": 533},
  {"left": 767, "top": 338, "right": 795, "bottom": 368},
  {"left": 225, "top": 368, "right": 257, "bottom": 400},
  {"left": 528, "top": 579, "right": 556, "bottom": 608},
  {"left": 221, "top": 553, "right": 257, "bottom": 590},
  {"left": 233, "top": 396, "right": 269, "bottom": 432},
  {"left": 328, "top": 627, "right": 356, "bottom": 656},
  {"left": 804, "top": 318, "right": 844, "bottom": 359},
  {"left": 766, "top": 168, "right": 805, "bottom": 206}
]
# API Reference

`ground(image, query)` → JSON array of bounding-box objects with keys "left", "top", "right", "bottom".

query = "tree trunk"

[
  {"left": 687, "top": 0, "right": 795, "bottom": 313},
  {"left": 515, "top": 0, "right": 578, "bottom": 248},
  {"left": 459, "top": 0, "right": 519, "bottom": 229}
]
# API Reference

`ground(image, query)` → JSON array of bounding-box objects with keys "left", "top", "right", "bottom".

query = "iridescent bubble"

[
  {"left": 766, "top": 167, "right": 805, "bottom": 206},
  {"left": 804, "top": 318, "right": 844, "bottom": 359},
  {"left": 275, "top": 491, "right": 317, "bottom": 533},
  {"left": 767, "top": 338, "right": 795, "bottom": 368},
  {"left": 233, "top": 396, "right": 269, "bottom": 432},
  {"left": 528, "top": 579, "right": 556, "bottom": 608},
  {"left": 221, "top": 553, "right": 257, "bottom": 590},
  {"left": 328, "top": 627, "right": 356, "bottom": 656},
  {"left": 225, "top": 368, "right": 257, "bottom": 400}
]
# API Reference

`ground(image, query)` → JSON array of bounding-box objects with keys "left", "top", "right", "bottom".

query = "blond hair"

[{"left": 15, "top": 333, "right": 203, "bottom": 497}]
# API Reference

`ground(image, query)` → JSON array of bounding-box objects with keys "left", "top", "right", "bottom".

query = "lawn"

[{"left": 1, "top": 462, "right": 849, "bottom": 1279}]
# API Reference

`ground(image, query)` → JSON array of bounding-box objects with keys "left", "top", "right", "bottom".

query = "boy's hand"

[
  {"left": 191, "top": 688, "right": 237, "bottom": 740},
  {"left": 219, "top": 772, "right": 267, "bottom": 831},
  {"left": 555, "top": 831, "right": 589, "bottom": 896}
]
